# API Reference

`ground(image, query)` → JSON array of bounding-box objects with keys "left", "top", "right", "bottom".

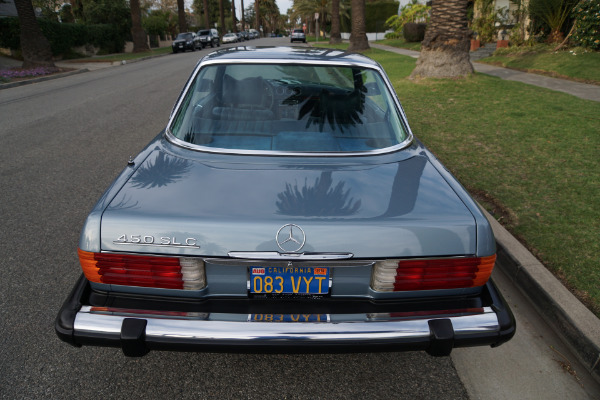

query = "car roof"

[{"left": 201, "top": 46, "right": 380, "bottom": 67}]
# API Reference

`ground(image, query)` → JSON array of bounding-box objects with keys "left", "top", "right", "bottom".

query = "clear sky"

[
  {"left": 233, "top": 0, "right": 294, "bottom": 18},
  {"left": 277, "top": 0, "right": 294, "bottom": 14}
]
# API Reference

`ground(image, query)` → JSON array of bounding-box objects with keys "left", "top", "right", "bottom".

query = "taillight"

[
  {"left": 78, "top": 249, "right": 206, "bottom": 290},
  {"left": 371, "top": 255, "right": 496, "bottom": 292}
]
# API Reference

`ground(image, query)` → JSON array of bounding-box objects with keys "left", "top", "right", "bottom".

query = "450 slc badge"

[{"left": 114, "top": 234, "right": 200, "bottom": 249}]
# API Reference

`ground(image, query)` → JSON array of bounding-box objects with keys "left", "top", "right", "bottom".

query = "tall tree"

[
  {"left": 13, "top": 0, "right": 55, "bottom": 69},
  {"left": 410, "top": 0, "right": 472, "bottom": 79},
  {"left": 219, "top": 0, "right": 225, "bottom": 32},
  {"left": 329, "top": 0, "right": 341, "bottom": 44},
  {"left": 240, "top": 0, "right": 244, "bottom": 30},
  {"left": 177, "top": 0, "right": 187, "bottom": 31},
  {"left": 347, "top": 0, "right": 368, "bottom": 51},
  {"left": 131, "top": 0, "right": 150, "bottom": 52},
  {"left": 231, "top": 0, "right": 237, "bottom": 32},
  {"left": 254, "top": 0, "right": 259, "bottom": 35},
  {"left": 203, "top": 0, "right": 210, "bottom": 27}
]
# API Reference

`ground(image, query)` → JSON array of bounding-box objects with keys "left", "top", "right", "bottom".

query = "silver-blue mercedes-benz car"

[{"left": 56, "top": 47, "right": 515, "bottom": 357}]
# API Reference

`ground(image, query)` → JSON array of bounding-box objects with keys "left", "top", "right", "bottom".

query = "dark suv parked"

[
  {"left": 197, "top": 29, "right": 220, "bottom": 48},
  {"left": 171, "top": 32, "right": 199, "bottom": 53}
]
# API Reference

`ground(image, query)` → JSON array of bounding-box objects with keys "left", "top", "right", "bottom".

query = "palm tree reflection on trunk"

[{"left": 276, "top": 171, "right": 361, "bottom": 217}]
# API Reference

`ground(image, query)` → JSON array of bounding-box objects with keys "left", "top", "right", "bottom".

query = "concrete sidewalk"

[{"left": 369, "top": 43, "right": 600, "bottom": 102}]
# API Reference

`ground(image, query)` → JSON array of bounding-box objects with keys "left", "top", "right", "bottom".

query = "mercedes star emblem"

[{"left": 276, "top": 224, "right": 306, "bottom": 253}]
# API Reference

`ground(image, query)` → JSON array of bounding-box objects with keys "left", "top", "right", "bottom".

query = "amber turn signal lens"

[{"left": 77, "top": 249, "right": 205, "bottom": 290}]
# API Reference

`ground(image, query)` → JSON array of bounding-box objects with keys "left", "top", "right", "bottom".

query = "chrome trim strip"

[
  {"left": 227, "top": 251, "right": 354, "bottom": 260},
  {"left": 74, "top": 307, "right": 499, "bottom": 342}
]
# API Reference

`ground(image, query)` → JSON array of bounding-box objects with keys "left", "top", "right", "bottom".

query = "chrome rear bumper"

[{"left": 56, "top": 275, "right": 515, "bottom": 357}]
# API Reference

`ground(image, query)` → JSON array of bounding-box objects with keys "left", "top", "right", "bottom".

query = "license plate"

[
  {"left": 249, "top": 314, "right": 329, "bottom": 322},
  {"left": 249, "top": 266, "right": 329, "bottom": 295}
]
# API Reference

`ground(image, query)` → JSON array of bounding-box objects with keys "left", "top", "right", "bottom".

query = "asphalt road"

[{"left": 0, "top": 39, "right": 469, "bottom": 399}]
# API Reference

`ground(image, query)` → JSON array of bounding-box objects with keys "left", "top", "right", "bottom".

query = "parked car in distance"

[
  {"left": 290, "top": 28, "right": 306, "bottom": 43},
  {"left": 171, "top": 32, "right": 199, "bottom": 53},
  {"left": 222, "top": 33, "right": 239, "bottom": 44},
  {"left": 236, "top": 32, "right": 245, "bottom": 42},
  {"left": 249, "top": 29, "right": 259, "bottom": 39},
  {"left": 56, "top": 47, "right": 515, "bottom": 358},
  {"left": 197, "top": 29, "right": 220, "bottom": 48}
]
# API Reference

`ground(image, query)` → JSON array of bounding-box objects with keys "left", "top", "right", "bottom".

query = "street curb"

[
  {"left": 0, "top": 51, "right": 171, "bottom": 91},
  {"left": 484, "top": 208, "right": 600, "bottom": 383},
  {"left": 0, "top": 68, "right": 89, "bottom": 90}
]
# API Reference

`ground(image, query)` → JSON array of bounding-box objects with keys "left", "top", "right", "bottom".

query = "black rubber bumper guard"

[{"left": 56, "top": 274, "right": 516, "bottom": 357}]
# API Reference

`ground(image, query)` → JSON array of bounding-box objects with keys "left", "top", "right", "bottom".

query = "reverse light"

[
  {"left": 371, "top": 255, "right": 496, "bottom": 292},
  {"left": 78, "top": 249, "right": 206, "bottom": 290}
]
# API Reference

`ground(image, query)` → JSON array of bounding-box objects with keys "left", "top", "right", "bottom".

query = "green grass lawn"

[
  {"left": 375, "top": 38, "right": 422, "bottom": 51},
  {"left": 323, "top": 45, "right": 600, "bottom": 316},
  {"left": 481, "top": 44, "right": 600, "bottom": 84}
]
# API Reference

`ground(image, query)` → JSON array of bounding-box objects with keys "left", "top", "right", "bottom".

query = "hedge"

[
  {"left": 0, "top": 17, "right": 126, "bottom": 56},
  {"left": 365, "top": 1, "right": 400, "bottom": 32}
]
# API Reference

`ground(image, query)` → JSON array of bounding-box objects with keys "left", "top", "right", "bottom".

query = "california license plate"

[
  {"left": 249, "top": 314, "right": 329, "bottom": 322},
  {"left": 249, "top": 266, "right": 329, "bottom": 295}
]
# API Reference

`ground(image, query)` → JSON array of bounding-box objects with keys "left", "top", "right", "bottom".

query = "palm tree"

[
  {"left": 219, "top": 0, "right": 225, "bottom": 33},
  {"left": 241, "top": 0, "right": 245, "bottom": 30},
  {"left": 410, "top": 0, "right": 473, "bottom": 79},
  {"left": 348, "top": 0, "right": 369, "bottom": 51},
  {"left": 178, "top": 0, "right": 188, "bottom": 32},
  {"left": 13, "top": 0, "right": 55, "bottom": 69},
  {"left": 131, "top": 0, "right": 150, "bottom": 52},
  {"left": 231, "top": 0, "right": 237, "bottom": 32},
  {"left": 254, "top": 0, "right": 260, "bottom": 35},
  {"left": 203, "top": 0, "right": 210, "bottom": 28},
  {"left": 329, "top": 0, "right": 341, "bottom": 44}
]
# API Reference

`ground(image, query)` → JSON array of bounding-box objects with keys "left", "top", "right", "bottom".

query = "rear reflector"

[
  {"left": 371, "top": 255, "right": 496, "bottom": 292},
  {"left": 78, "top": 249, "right": 206, "bottom": 290}
]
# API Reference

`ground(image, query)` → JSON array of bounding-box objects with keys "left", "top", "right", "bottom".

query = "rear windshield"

[
  {"left": 176, "top": 33, "right": 192, "bottom": 40},
  {"left": 198, "top": 30, "right": 210, "bottom": 35},
  {"left": 169, "top": 64, "right": 408, "bottom": 153}
]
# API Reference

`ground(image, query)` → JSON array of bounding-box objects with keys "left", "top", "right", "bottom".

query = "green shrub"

[
  {"left": 403, "top": 22, "right": 427, "bottom": 42},
  {"left": 384, "top": 31, "right": 401, "bottom": 39},
  {"left": 0, "top": 18, "right": 20, "bottom": 50},
  {"left": 385, "top": 3, "right": 430, "bottom": 33},
  {"left": 365, "top": 1, "right": 400, "bottom": 32},
  {"left": 0, "top": 17, "right": 125, "bottom": 56},
  {"left": 571, "top": 0, "right": 600, "bottom": 49}
]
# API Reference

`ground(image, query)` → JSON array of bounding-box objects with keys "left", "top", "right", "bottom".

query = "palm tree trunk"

[
  {"left": 177, "top": 0, "right": 187, "bottom": 32},
  {"left": 410, "top": 0, "right": 473, "bottom": 79},
  {"left": 130, "top": 0, "right": 149, "bottom": 52},
  {"left": 241, "top": 0, "right": 245, "bottom": 30},
  {"left": 254, "top": 0, "right": 260, "bottom": 36},
  {"left": 231, "top": 0, "right": 237, "bottom": 32},
  {"left": 329, "top": 0, "right": 342, "bottom": 44},
  {"left": 348, "top": 0, "right": 369, "bottom": 51},
  {"left": 13, "top": 0, "right": 55, "bottom": 69},
  {"left": 203, "top": 0, "right": 210, "bottom": 28},
  {"left": 219, "top": 0, "right": 225, "bottom": 33}
]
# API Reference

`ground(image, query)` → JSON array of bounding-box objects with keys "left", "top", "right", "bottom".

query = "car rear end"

[{"left": 56, "top": 48, "right": 515, "bottom": 357}]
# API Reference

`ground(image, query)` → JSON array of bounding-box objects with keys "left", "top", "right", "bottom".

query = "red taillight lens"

[
  {"left": 371, "top": 255, "right": 496, "bottom": 292},
  {"left": 78, "top": 249, "right": 205, "bottom": 290}
]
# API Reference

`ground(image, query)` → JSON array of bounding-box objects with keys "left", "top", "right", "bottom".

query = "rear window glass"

[{"left": 169, "top": 64, "right": 408, "bottom": 153}]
